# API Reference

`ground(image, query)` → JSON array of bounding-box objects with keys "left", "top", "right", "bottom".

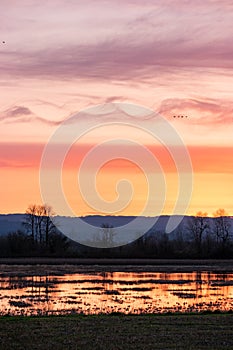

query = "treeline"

[
  {"left": 79, "top": 226, "right": 233, "bottom": 260},
  {"left": 78, "top": 209, "right": 233, "bottom": 259},
  {"left": 0, "top": 205, "right": 70, "bottom": 257},
  {"left": 0, "top": 206, "right": 232, "bottom": 258},
  {"left": 0, "top": 230, "right": 70, "bottom": 257}
]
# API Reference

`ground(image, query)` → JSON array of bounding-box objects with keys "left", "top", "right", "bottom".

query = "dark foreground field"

[{"left": 1, "top": 313, "right": 233, "bottom": 350}]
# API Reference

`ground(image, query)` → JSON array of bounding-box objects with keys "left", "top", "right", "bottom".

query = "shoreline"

[
  {"left": 0, "top": 258, "right": 233, "bottom": 273},
  {"left": 0, "top": 257, "right": 233, "bottom": 265}
]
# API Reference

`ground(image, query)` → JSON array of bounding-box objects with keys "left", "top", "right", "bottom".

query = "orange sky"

[{"left": 0, "top": 142, "right": 232, "bottom": 216}]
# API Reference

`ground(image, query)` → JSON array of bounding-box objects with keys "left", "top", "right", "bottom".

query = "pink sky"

[{"left": 0, "top": 0, "right": 232, "bottom": 215}]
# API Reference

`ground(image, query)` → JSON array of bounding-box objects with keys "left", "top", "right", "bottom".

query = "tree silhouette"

[
  {"left": 213, "top": 209, "right": 231, "bottom": 253},
  {"left": 42, "top": 205, "right": 56, "bottom": 247},
  {"left": 23, "top": 204, "right": 56, "bottom": 246},
  {"left": 188, "top": 212, "right": 209, "bottom": 257},
  {"left": 23, "top": 204, "right": 37, "bottom": 241}
]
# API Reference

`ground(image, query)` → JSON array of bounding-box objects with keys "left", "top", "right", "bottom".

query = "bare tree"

[
  {"left": 23, "top": 204, "right": 37, "bottom": 241},
  {"left": 42, "top": 205, "right": 56, "bottom": 247},
  {"left": 23, "top": 204, "right": 56, "bottom": 246},
  {"left": 36, "top": 205, "right": 46, "bottom": 244},
  {"left": 213, "top": 209, "right": 231, "bottom": 252},
  {"left": 188, "top": 211, "right": 209, "bottom": 257}
]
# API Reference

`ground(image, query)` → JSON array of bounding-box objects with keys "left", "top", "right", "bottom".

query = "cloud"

[
  {"left": 2, "top": 38, "right": 233, "bottom": 82},
  {"left": 1, "top": 98, "right": 233, "bottom": 130},
  {"left": 0, "top": 102, "right": 133, "bottom": 127},
  {"left": 0, "top": 159, "right": 32, "bottom": 168},
  {"left": 158, "top": 98, "right": 233, "bottom": 125},
  {"left": 6, "top": 106, "right": 32, "bottom": 117},
  {"left": 1, "top": 0, "right": 233, "bottom": 81},
  {"left": 104, "top": 96, "right": 126, "bottom": 103},
  {"left": 0, "top": 106, "right": 32, "bottom": 122},
  {"left": 0, "top": 105, "right": 62, "bottom": 126}
]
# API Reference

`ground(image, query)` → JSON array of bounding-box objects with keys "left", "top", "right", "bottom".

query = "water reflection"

[{"left": 0, "top": 270, "right": 233, "bottom": 315}]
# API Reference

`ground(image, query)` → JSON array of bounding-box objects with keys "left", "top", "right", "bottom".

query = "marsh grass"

[{"left": 0, "top": 313, "right": 233, "bottom": 350}]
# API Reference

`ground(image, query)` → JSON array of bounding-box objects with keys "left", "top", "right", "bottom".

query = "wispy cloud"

[
  {"left": 0, "top": 102, "right": 154, "bottom": 127},
  {"left": 0, "top": 105, "right": 62, "bottom": 125},
  {"left": 2, "top": 98, "right": 233, "bottom": 128},
  {"left": 158, "top": 98, "right": 233, "bottom": 125},
  {"left": 1, "top": 1, "right": 233, "bottom": 81},
  {"left": 0, "top": 159, "right": 32, "bottom": 168},
  {"left": 2, "top": 39, "right": 233, "bottom": 82}
]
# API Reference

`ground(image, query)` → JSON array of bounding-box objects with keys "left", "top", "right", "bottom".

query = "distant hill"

[
  {"left": 0, "top": 214, "right": 232, "bottom": 243},
  {"left": 0, "top": 214, "right": 25, "bottom": 235}
]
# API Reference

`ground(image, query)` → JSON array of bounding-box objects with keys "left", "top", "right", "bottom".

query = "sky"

[{"left": 0, "top": 0, "right": 232, "bottom": 216}]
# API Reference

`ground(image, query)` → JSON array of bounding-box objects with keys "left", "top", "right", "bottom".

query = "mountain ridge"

[{"left": 0, "top": 214, "right": 232, "bottom": 240}]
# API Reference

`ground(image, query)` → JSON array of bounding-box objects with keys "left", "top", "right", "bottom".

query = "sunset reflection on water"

[{"left": 0, "top": 270, "right": 233, "bottom": 315}]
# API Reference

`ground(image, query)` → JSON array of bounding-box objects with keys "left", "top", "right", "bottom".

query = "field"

[{"left": 0, "top": 313, "right": 233, "bottom": 350}]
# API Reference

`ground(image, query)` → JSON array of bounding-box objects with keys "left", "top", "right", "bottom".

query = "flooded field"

[{"left": 0, "top": 264, "right": 233, "bottom": 315}]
